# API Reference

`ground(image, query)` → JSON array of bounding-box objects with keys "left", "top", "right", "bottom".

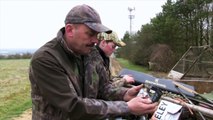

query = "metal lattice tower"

[{"left": 128, "top": 7, "right": 135, "bottom": 34}]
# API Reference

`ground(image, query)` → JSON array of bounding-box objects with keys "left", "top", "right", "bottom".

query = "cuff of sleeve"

[
  {"left": 120, "top": 87, "right": 129, "bottom": 100},
  {"left": 115, "top": 101, "right": 131, "bottom": 116},
  {"left": 121, "top": 101, "right": 130, "bottom": 114}
]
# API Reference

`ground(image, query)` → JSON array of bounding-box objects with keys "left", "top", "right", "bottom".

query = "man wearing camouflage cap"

[
  {"left": 29, "top": 4, "right": 157, "bottom": 120},
  {"left": 95, "top": 31, "right": 135, "bottom": 87}
]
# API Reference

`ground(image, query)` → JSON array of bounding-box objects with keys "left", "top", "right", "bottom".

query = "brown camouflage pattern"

[
  {"left": 84, "top": 47, "right": 129, "bottom": 100},
  {"left": 111, "top": 77, "right": 126, "bottom": 87}
]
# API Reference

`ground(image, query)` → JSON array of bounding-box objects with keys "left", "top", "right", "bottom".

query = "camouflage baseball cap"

[
  {"left": 97, "top": 31, "right": 126, "bottom": 47},
  {"left": 65, "top": 4, "right": 112, "bottom": 33}
]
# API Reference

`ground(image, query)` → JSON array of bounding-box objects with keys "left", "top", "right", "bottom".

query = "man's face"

[
  {"left": 103, "top": 41, "right": 116, "bottom": 57},
  {"left": 65, "top": 24, "right": 99, "bottom": 55}
]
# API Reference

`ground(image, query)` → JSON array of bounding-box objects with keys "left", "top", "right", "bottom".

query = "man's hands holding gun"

[{"left": 123, "top": 85, "right": 158, "bottom": 116}]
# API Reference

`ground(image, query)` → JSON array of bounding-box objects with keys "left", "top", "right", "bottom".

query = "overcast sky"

[{"left": 0, "top": 0, "right": 167, "bottom": 49}]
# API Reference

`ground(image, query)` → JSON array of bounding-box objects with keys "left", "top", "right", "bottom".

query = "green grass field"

[{"left": 0, "top": 59, "right": 31, "bottom": 120}]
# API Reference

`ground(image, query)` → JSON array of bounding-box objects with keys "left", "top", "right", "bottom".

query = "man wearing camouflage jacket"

[{"left": 85, "top": 32, "right": 135, "bottom": 89}]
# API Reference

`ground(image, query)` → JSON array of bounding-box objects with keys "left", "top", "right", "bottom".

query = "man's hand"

[
  {"left": 123, "top": 75, "right": 135, "bottom": 84},
  {"left": 127, "top": 97, "right": 158, "bottom": 115},
  {"left": 123, "top": 84, "right": 143, "bottom": 101}
]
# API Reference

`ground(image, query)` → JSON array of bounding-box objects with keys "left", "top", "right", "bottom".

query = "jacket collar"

[
  {"left": 96, "top": 46, "right": 109, "bottom": 67},
  {"left": 57, "top": 27, "right": 81, "bottom": 59}
]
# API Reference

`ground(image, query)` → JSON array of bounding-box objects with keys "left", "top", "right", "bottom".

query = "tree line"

[{"left": 117, "top": 0, "right": 213, "bottom": 72}]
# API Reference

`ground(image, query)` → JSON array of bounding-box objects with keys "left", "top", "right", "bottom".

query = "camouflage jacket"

[
  {"left": 84, "top": 47, "right": 129, "bottom": 100},
  {"left": 93, "top": 47, "right": 127, "bottom": 87},
  {"left": 29, "top": 28, "right": 129, "bottom": 120},
  {"left": 111, "top": 77, "right": 128, "bottom": 87}
]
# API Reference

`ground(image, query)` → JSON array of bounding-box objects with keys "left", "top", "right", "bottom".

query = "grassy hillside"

[
  {"left": 117, "top": 58, "right": 149, "bottom": 73},
  {"left": 0, "top": 59, "right": 31, "bottom": 120}
]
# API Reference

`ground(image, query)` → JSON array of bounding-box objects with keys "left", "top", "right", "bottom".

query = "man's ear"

[
  {"left": 65, "top": 24, "right": 74, "bottom": 37},
  {"left": 101, "top": 40, "right": 107, "bottom": 47}
]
